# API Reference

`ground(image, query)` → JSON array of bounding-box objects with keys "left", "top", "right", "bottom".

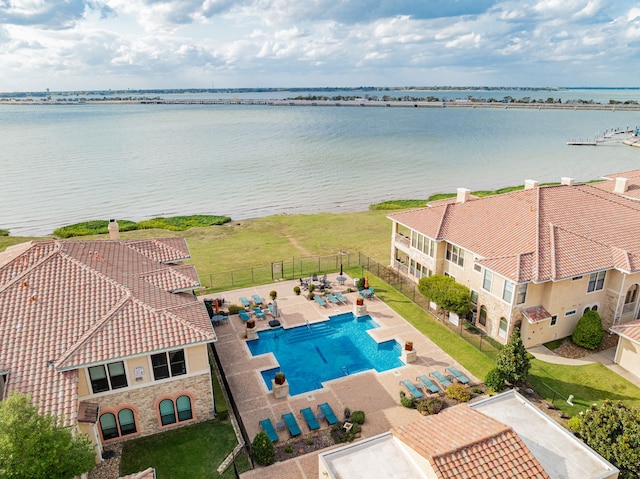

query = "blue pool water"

[{"left": 247, "top": 313, "right": 403, "bottom": 395}]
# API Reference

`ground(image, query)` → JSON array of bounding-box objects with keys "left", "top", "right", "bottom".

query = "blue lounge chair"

[
  {"left": 282, "top": 412, "right": 302, "bottom": 437},
  {"left": 446, "top": 366, "right": 470, "bottom": 384},
  {"left": 314, "top": 295, "right": 327, "bottom": 307},
  {"left": 252, "top": 294, "right": 263, "bottom": 305},
  {"left": 333, "top": 292, "right": 348, "bottom": 303},
  {"left": 300, "top": 407, "right": 320, "bottom": 430},
  {"left": 416, "top": 375, "right": 440, "bottom": 394},
  {"left": 317, "top": 403, "right": 338, "bottom": 425},
  {"left": 238, "top": 310, "right": 250, "bottom": 322},
  {"left": 400, "top": 379, "right": 423, "bottom": 398},
  {"left": 253, "top": 307, "right": 265, "bottom": 320},
  {"left": 326, "top": 293, "right": 340, "bottom": 304},
  {"left": 259, "top": 418, "right": 279, "bottom": 442},
  {"left": 430, "top": 371, "right": 452, "bottom": 388},
  {"left": 240, "top": 297, "right": 251, "bottom": 308}
]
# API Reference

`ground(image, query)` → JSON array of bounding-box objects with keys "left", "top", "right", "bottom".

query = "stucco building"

[
  {"left": 388, "top": 169, "right": 640, "bottom": 349},
  {"left": 0, "top": 232, "right": 217, "bottom": 462}
]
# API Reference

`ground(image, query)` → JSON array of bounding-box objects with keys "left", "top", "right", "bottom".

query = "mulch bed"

[{"left": 549, "top": 333, "right": 618, "bottom": 359}]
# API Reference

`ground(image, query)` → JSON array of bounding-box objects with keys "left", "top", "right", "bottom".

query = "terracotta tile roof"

[
  {"left": 392, "top": 406, "right": 549, "bottom": 478},
  {"left": 522, "top": 305, "right": 552, "bottom": 323},
  {"left": 0, "top": 238, "right": 215, "bottom": 426},
  {"left": 611, "top": 319, "right": 640, "bottom": 344},
  {"left": 389, "top": 175, "right": 640, "bottom": 282}
]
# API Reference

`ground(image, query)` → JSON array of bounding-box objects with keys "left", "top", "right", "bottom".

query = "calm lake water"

[{"left": 1, "top": 89, "right": 639, "bottom": 236}]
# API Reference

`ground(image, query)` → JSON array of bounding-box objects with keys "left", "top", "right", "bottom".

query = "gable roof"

[
  {"left": 389, "top": 172, "right": 640, "bottom": 282},
  {"left": 0, "top": 238, "right": 215, "bottom": 425},
  {"left": 392, "top": 405, "right": 549, "bottom": 479}
]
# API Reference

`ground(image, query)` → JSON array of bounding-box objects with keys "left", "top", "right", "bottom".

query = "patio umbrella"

[
  {"left": 272, "top": 298, "right": 278, "bottom": 318},
  {"left": 365, "top": 276, "right": 369, "bottom": 289},
  {"left": 214, "top": 299, "right": 219, "bottom": 314},
  {"left": 340, "top": 263, "right": 343, "bottom": 276}
]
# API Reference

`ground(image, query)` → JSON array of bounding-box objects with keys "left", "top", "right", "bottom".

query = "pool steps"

[{"left": 285, "top": 322, "right": 334, "bottom": 344}]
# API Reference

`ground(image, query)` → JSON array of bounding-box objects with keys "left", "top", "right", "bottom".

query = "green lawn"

[{"left": 119, "top": 420, "right": 250, "bottom": 479}]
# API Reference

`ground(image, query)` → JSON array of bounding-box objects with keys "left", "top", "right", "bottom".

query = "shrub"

[
  {"left": 350, "top": 410, "right": 365, "bottom": 424},
  {"left": 216, "top": 410, "right": 229, "bottom": 421},
  {"left": 306, "top": 438, "right": 314, "bottom": 445},
  {"left": 399, "top": 391, "right": 416, "bottom": 409},
  {"left": 331, "top": 422, "right": 362, "bottom": 443},
  {"left": 293, "top": 286, "right": 301, "bottom": 295},
  {"left": 343, "top": 407, "right": 351, "bottom": 420},
  {"left": 567, "top": 415, "right": 581, "bottom": 432},
  {"left": 227, "top": 304, "right": 243, "bottom": 315},
  {"left": 572, "top": 310, "right": 604, "bottom": 350},
  {"left": 284, "top": 444, "right": 293, "bottom": 453},
  {"left": 137, "top": 214, "right": 231, "bottom": 230},
  {"left": 307, "top": 292, "right": 315, "bottom": 301},
  {"left": 308, "top": 283, "right": 316, "bottom": 293},
  {"left": 0, "top": 229, "right": 8, "bottom": 236},
  {"left": 472, "top": 387, "right": 483, "bottom": 394},
  {"left": 485, "top": 367, "right": 507, "bottom": 393},
  {"left": 251, "top": 431, "right": 275, "bottom": 466},
  {"left": 356, "top": 277, "right": 366, "bottom": 290},
  {"left": 54, "top": 219, "right": 138, "bottom": 238},
  {"left": 446, "top": 384, "right": 471, "bottom": 402},
  {"left": 425, "top": 397, "right": 446, "bottom": 415}
]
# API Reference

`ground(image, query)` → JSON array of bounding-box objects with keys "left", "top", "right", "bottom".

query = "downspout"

[{"left": 612, "top": 272, "right": 627, "bottom": 329}]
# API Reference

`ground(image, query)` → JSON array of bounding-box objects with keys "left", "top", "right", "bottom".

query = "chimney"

[
  {"left": 614, "top": 177, "right": 629, "bottom": 194},
  {"left": 456, "top": 188, "right": 471, "bottom": 203},
  {"left": 108, "top": 219, "right": 120, "bottom": 240},
  {"left": 524, "top": 179, "right": 539, "bottom": 190},
  {"left": 561, "top": 177, "right": 574, "bottom": 186}
]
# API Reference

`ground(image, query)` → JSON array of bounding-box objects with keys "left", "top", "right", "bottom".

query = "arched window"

[
  {"left": 118, "top": 408, "right": 137, "bottom": 435},
  {"left": 99, "top": 413, "right": 118, "bottom": 440},
  {"left": 99, "top": 408, "right": 137, "bottom": 441},
  {"left": 499, "top": 318, "right": 508, "bottom": 339},
  {"left": 479, "top": 305, "right": 487, "bottom": 326},
  {"left": 159, "top": 399, "right": 177, "bottom": 426},
  {"left": 176, "top": 395, "right": 193, "bottom": 422}
]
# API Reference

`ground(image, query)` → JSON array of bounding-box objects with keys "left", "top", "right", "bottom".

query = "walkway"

[
  {"left": 529, "top": 345, "right": 640, "bottom": 388},
  {"left": 204, "top": 274, "right": 478, "bottom": 479}
]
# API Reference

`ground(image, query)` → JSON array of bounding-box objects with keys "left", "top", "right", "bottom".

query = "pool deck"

[{"left": 204, "top": 275, "right": 477, "bottom": 478}]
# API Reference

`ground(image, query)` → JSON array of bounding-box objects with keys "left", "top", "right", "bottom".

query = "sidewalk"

[{"left": 529, "top": 345, "right": 640, "bottom": 388}]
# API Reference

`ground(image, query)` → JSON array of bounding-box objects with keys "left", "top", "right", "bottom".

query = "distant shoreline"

[{"left": 3, "top": 98, "right": 640, "bottom": 111}]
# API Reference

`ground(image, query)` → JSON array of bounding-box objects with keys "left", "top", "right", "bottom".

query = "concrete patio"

[{"left": 204, "top": 274, "right": 478, "bottom": 479}]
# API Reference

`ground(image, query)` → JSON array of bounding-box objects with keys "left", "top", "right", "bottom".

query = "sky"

[{"left": 1, "top": 0, "right": 639, "bottom": 91}]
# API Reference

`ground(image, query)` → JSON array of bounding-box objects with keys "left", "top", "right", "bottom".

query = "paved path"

[{"left": 529, "top": 345, "right": 640, "bottom": 388}]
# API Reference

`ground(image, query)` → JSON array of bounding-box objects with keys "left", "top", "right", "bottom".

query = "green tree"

[
  {"left": 0, "top": 392, "right": 96, "bottom": 479},
  {"left": 495, "top": 328, "right": 530, "bottom": 385},
  {"left": 577, "top": 400, "right": 640, "bottom": 479},
  {"left": 572, "top": 309, "right": 604, "bottom": 350},
  {"left": 417, "top": 275, "right": 471, "bottom": 316}
]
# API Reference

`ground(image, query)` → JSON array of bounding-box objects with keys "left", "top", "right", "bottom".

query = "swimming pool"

[{"left": 247, "top": 312, "right": 403, "bottom": 396}]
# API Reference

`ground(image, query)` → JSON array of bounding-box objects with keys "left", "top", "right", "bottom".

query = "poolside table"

[
  {"left": 336, "top": 276, "right": 347, "bottom": 285},
  {"left": 276, "top": 421, "right": 285, "bottom": 431}
]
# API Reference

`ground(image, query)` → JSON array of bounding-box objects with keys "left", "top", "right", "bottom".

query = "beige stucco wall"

[{"left": 615, "top": 337, "right": 640, "bottom": 379}]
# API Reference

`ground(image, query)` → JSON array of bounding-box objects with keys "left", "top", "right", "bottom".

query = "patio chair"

[
  {"left": 252, "top": 294, "right": 263, "bottom": 305},
  {"left": 240, "top": 297, "right": 251, "bottom": 308},
  {"left": 430, "top": 370, "right": 452, "bottom": 388},
  {"left": 416, "top": 375, "right": 440, "bottom": 394},
  {"left": 282, "top": 412, "right": 302, "bottom": 437},
  {"left": 300, "top": 407, "right": 320, "bottom": 431},
  {"left": 253, "top": 307, "right": 266, "bottom": 320},
  {"left": 314, "top": 295, "right": 327, "bottom": 307},
  {"left": 326, "top": 293, "right": 340, "bottom": 304},
  {"left": 259, "top": 418, "right": 279, "bottom": 442},
  {"left": 317, "top": 403, "right": 338, "bottom": 425},
  {"left": 333, "top": 292, "right": 348, "bottom": 303},
  {"left": 400, "top": 379, "right": 423, "bottom": 398},
  {"left": 238, "top": 310, "right": 251, "bottom": 322},
  {"left": 446, "top": 366, "right": 470, "bottom": 384}
]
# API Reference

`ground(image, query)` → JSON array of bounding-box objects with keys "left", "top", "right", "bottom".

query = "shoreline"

[{"left": 3, "top": 98, "right": 640, "bottom": 111}]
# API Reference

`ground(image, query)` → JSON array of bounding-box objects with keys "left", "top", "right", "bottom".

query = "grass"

[{"left": 120, "top": 420, "right": 250, "bottom": 478}]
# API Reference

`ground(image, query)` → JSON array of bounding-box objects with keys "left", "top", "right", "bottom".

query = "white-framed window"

[
  {"left": 474, "top": 262, "right": 482, "bottom": 273},
  {"left": 502, "top": 280, "right": 514, "bottom": 303},
  {"left": 587, "top": 271, "right": 606, "bottom": 293},
  {"left": 499, "top": 318, "right": 508, "bottom": 339},
  {"left": 483, "top": 270, "right": 493, "bottom": 291},
  {"left": 516, "top": 283, "right": 528, "bottom": 305},
  {"left": 550, "top": 315, "right": 557, "bottom": 326},
  {"left": 446, "top": 244, "right": 464, "bottom": 267},
  {"left": 470, "top": 290, "right": 478, "bottom": 305},
  {"left": 88, "top": 361, "right": 128, "bottom": 394},
  {"left": 565, "top": 309, "right": 576, "bottom": 317},
  {"left": 572, "top": 276, "right": 583, "bottom": 281},
  {"left": 410, "top": 232, "right": 436, "bottom": 257}
]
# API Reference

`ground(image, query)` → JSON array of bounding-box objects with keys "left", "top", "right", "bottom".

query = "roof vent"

[
  {"left": 456, "top": 188, "right": 471, "bottom": 204},
  {"left": 614, "top": 177, "right": 629, "bottom": 194},
  {"left": 108, "top": 219, "right": 120, "bottom": 240},
  {"left": 524, "top": 179, "right": 539, "bottom": 190},
  {"left": 561, "top": 177, "right": 574, "bottom": 186}
]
